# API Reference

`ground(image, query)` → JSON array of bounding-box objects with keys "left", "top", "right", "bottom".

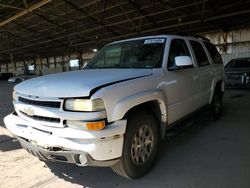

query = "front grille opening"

[
  {"left": 48, "top": 155, "right": 68, "bottom": 162},
  {"left": 19, "top": 97, "right": 61, "bottom": 108},
  {"left": 20, "top": 111, "right": 60, "bottom": 123},
  {"left": 47, "top": 147, "right": 66, "bottom": 152}
]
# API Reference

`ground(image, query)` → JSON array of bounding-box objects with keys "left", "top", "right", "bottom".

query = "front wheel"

[{"left": 111, "top": 110, "right": 159, "bottom": 179}]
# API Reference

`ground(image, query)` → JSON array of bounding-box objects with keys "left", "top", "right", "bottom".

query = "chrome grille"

[
  {"left": 20, "top": 111, "right": 60, "bottom": 123},
  {"left": 19, "top": 97, "right": 61, "bottom": 108}
]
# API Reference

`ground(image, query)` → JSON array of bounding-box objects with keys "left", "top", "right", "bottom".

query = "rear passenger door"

[{"left": 189, "top": 40, "right": 214, "bottom": 106}]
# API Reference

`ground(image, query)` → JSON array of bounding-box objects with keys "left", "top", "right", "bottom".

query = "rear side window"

[
  {"left": 190, "top": 40, "right": 210, "bottom": 66},
  {"left": 204, "top": 42, "right": 223, "bottom": 64},
  {"left": 168, "top": 39, "right": 192, "bottom": 70}
]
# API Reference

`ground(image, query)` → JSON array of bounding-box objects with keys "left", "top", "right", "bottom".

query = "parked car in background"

[
  {"left": 8, "top": 76, "right": 24, "bottom": 83},
  {"left": 8, "top": 74, "right": 41, "bottom": 84},
  {"left": 0, "top": 72, "right": 13, "bottom": 80},
  {"left": 225, "top": 58, "right": 250, "bottom": 88}
]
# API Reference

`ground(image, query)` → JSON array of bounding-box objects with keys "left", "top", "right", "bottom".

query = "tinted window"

[
  {"left": 235, "top": 59, "right": 250, "bottom": 68},
  {"left": 204, "top": 42, "right": 223, "bottom": 64},
  {"left": 225, "top": 59, "right": 250, "bottom": 68},
  {"left": 190, "top": 41, "right": 210, "bottom": 66},
  {"left": 168, "top": 39, "right": 192, "bottom": 70}
]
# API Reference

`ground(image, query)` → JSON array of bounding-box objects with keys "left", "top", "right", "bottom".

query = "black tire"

[
  {"left": 111, "top": 110, "right": 159, "bottom": 179},
  {"left": 211, "top": 88, "right": 223, "bottom": 120}
]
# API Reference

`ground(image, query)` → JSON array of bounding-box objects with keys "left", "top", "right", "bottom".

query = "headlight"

[
  {"left": 12, "top": 91, "right": 18, "bottom": 102},
  {"left": 64, "top": 99, "right": 105, "bottom": 112}
]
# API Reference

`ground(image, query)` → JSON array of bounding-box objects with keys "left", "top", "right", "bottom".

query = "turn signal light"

[{"left": 86, "top": 121, "right": 105, "bottom": 131}]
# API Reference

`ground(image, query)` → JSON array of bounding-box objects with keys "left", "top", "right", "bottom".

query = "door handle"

[
  {"left": 210, "top": 71, "right": 215, "bottom": 76},
  {"left": 194, "top": 74, "right": 200, "bottom": 80}
]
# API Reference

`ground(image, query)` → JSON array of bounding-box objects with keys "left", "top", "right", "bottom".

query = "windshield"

[{"left": 85, "top": 38, "right": 166, "bottom": 69}]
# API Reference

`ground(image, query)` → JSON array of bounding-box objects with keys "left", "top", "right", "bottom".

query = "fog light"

[{"left": 79, "top": 154, "right": 88, "bottom": 165}]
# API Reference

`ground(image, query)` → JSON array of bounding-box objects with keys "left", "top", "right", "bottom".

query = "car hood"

[{"left": 15, "top": 69, "right": 152, "bottom": 98}]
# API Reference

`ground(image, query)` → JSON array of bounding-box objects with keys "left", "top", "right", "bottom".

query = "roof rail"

[{"left": 176, "top": 32, "right": 210, "bottom": 42}]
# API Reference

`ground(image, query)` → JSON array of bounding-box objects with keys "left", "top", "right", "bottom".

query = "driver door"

[{"left": 163, "top": 39, "right": 201, "bottom": 124}]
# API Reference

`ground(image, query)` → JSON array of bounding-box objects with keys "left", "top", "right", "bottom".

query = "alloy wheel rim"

[{"left": 131, "top": 125, "right": 154, "bottom": 165}]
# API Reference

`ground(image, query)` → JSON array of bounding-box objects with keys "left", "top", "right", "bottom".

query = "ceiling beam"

[
  {"left": 0, "top": 3, "right": 24, "bottom": 10},
  {"left": 63, "top": 0, "right": 120, "bottom": 36},
  {"left": 127, "top": 0, "right": 157, "bottom": 28},
  {"left": 0, "top": 0, "right": 52, "bottom": 28},
  {"left": 2, "top": 8, "right": 250, "bottom": 54}
]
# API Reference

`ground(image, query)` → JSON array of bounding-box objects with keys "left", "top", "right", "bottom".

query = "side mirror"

[{"left": 175, "top": 56, "right": 193, "bottom": 67}]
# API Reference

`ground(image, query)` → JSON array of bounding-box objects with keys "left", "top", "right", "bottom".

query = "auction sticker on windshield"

[{"left": 144, "top": 39, "right": 165, "bottom": 44}]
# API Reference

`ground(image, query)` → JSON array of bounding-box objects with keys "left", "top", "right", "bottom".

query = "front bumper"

[
  {"left": 16, "top": 136, "right": 119, "bottom": 166},
  {"left": 4, "top": 112, "right": 126, "bottom": 166}
]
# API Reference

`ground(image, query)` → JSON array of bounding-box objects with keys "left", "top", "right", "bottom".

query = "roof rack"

[{"left": 176, "top": 32, "right": 210, "bottom": 42}]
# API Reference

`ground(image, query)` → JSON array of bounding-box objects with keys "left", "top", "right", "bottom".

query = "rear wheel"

[
  {"left": 211, "top": 88, "right": 223, "bottom": 120},
  {"left": 111, "top": 110, "right": 159, "bottom": 179}
]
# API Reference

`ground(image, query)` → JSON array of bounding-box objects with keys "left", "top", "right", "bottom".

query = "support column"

[
  {"left": 53, "top": 56, "right": 56, "bottom": 68},
  {"left": 10, "top": 52, "right": 16, "bottom": 71},
  {"left": 37, "top": 54, "right": 42, "bottom": 69},
  {"left": 6, "top": 62, "right": 8, "bottom": 72},
  {"left": 78, "top": 52, "right": 83, "bottom": 69},
  {"left": 46, "top": 57, "right": 49, "bottom": 68}
]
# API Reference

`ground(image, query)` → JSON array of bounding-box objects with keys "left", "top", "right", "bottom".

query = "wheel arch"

[
  {"left": 209, "top": 80, "right": 224, "bottom": 104},
  {"left": 110, "top": 90, "right": 167, "bottom": 139}
]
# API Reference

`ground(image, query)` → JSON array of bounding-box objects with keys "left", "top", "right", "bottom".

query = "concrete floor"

[{"left": 0, "top": 80, "right": 250, "bottom": 188}]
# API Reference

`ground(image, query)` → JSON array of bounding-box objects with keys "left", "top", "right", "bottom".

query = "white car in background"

[
  {"left": 8, "top": 76, "right": 24, "bottom": 83},
  {"left": 4, "top": 34, "right": 225, "bottom": 179}
]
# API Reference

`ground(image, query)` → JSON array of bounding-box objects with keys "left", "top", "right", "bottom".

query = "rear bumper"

[{"left": 4, "top": 112, "right": 126, "bottom": 165}]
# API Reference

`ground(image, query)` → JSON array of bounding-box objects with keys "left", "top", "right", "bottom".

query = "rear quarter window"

[{"left": 204, "top": 42, "right": 223, "bottom": 64}]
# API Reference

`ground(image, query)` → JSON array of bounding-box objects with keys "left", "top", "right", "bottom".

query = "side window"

[
  {"left": 190, "top": 40, "right": 210, "bottom": 67},
  {"left": 204, "top": 42, "right": 223, "bottom": 64},
  {"left": 168, "top": 39, "right": 192, "bottom": 69}
]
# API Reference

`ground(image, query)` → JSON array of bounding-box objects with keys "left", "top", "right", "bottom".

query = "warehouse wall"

[
  {"left": 2, "top": 28, "right": 250, "bottom": 74},
  {"left": 204, "top": 27, "right": 250, "bottom": 66},
  {"left": 0, "top": 52, "right": 95, "bottom": 75}
]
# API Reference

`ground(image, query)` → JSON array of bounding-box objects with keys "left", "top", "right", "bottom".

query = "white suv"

[{"left": 4, "top": 35, "right": 224, "bottom": 179}]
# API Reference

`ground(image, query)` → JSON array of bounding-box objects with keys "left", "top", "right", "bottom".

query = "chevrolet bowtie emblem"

[{"left": 23, "top": 107, "right": 34, "bottom": 116}]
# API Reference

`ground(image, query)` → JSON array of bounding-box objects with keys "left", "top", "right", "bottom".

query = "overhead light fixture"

[{"left": 93, "top": 48, "right": 98, "bottom": 52}]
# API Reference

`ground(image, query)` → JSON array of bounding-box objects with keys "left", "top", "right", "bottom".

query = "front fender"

[{"left": 110, "top": 89, "right": 167, "bottom": 123}]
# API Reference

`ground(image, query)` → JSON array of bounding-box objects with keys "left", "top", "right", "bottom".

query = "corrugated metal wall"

[{"left": 204, "top": 28, "right": 250, "bottom": 66}]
